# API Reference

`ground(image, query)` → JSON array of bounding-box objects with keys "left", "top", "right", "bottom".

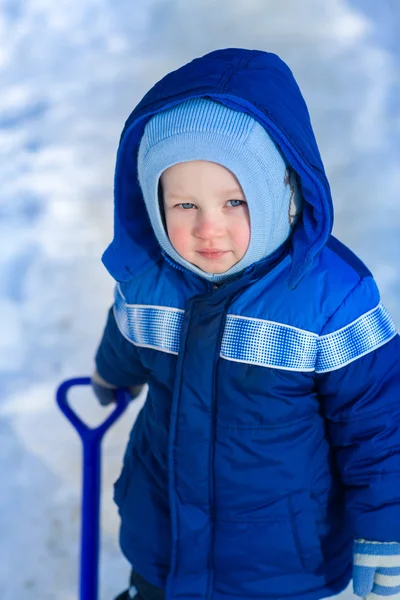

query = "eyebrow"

[{"left": 221, "top": 188, "right": 244, "bottom": 195}]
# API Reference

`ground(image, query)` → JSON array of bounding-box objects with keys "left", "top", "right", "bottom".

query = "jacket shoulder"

[
  {"left": 323, "top": 236, "right": 372, "bottom": 279},
  {"left": 232, "top": 238, "right": 377, "bottom": 335},
  {"left": 302, "top": 236, "right": 379, "bottom": 332},
  {"left": 118, "top": 259, "right": 205, "bottom": 309}
]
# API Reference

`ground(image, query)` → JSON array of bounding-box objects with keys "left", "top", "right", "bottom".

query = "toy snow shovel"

[{"left": 56, "top": 377, "right": 130, "bottom": 600}]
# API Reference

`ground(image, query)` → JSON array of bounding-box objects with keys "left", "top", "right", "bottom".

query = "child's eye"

[
  {"left": 226, "top": 199, "right": 245, "bottom": 207},
  {"left": 177, "top": 203, "right": 196, "bottom": 210}
]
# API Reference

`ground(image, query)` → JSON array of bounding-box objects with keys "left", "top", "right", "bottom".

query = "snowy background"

[{"left": 0, "top": 0, "right": 399, "bottom": 598}]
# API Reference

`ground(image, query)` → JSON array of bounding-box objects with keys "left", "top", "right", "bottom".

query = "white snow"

[{"left": 0, "top": 0, "right": 399, "bottom": 598}]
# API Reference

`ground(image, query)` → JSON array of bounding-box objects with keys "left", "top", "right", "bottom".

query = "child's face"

[{"left": 161, "top": 160, "right": 250, "bottom": 274}]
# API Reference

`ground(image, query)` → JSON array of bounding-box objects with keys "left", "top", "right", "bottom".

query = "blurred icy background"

[{"left": 0, "top": 0, "right": 399, "bottom": 598}]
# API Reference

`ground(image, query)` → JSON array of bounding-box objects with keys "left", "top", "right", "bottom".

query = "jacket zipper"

[{"left": 207, "top": 300, "right": 230, "bottom": 600}]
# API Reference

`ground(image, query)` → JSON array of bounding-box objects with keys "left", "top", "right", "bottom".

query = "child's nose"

[{"left": 193, "top": 214, "right": 224, "bottom": 239}]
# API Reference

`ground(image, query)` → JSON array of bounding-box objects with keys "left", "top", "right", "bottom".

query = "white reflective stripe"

[
  {"left": 354, "top": 554, "right": 400, "bottom": 568},
  {"left": 114, "top": 286, "right": 184, "bottom": 355},
  {"left": 114, "top": 287, "right": 397, "bottom": 372},
  {"left": 375, "top": 573, "right": 400, "bottom": 587},
  {"left": 316, "top": 303, "right": 397, "bottom": 373},
  {"left": 220, "top": 314, "right": 317, "bottom": 371}
]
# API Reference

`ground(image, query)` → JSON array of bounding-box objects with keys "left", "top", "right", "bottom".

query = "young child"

[{"left": 92, "top": 48, "right": 400, "bottom": 600}]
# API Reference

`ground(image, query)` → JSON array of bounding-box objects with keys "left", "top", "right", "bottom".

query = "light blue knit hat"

[{"left": 137, "top": 98, "right": 302, "bottom": 282}]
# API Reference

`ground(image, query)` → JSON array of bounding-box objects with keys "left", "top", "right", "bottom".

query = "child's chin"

[{"left": 194, "top": 261, "right": 235, "bottom": 274}]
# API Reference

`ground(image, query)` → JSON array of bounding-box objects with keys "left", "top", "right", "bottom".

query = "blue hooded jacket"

[{"left": 96, "top": 48, "right": 400, "bottom": 600}]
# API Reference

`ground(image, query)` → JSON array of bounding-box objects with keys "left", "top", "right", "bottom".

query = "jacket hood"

[{"left": 103, "top": 48, "right": 333, "bottom": 288}]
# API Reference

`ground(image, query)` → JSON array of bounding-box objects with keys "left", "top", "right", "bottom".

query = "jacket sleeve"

[
  {"left": 95, "top": 305, "right": 150, "bottom": 387},
  {"left": 315, "top": 275, "right": 400, "bottom": 542}
]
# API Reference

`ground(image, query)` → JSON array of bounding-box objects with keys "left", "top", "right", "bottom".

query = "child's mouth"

[{"left": 197, "top": 250, "right": 229, "bottom": 260}]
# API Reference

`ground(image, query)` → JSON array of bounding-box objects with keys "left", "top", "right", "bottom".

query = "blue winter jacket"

[{"left": 95, "top": 49, "right": 400, "bottom": 600}]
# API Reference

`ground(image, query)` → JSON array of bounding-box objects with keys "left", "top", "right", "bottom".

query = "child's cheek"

[
  {"left": 166, "top": 223, "right": 191, "bottom": 256},
  {"left": 232, "top": 215, "right": 251, "bottom": 257}
]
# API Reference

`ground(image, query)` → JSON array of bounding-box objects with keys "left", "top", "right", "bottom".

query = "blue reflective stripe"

[
  {"left": 316, "top": 304, "right": 396, "bottom": 373},
  {"left": 220, "top": 315, "right": 317, "bottom": 371},
  {"left": 114, "top": 285, "right": 184, "bottom": 354}
]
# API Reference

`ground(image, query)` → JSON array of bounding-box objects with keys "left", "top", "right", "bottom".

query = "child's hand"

[
  {"left": 91, "top": 370, "right": 118, "bottom": 405},
  {"left": 353, "top": 540, "right": 400, "bottom": 599},
  {"left": 91, "top": 370, "right": 143, "bottom": 406}
]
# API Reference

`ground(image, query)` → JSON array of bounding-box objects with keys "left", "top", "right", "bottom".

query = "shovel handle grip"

[{"left": 56, "top": 377, "right": 130, "bottom": 442}]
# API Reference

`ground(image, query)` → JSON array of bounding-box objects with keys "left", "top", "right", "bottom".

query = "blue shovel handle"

[{"left": 56, "top": 377, "right": 130, "bottom": 600}]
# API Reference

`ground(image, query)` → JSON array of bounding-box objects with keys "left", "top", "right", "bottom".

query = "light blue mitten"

[{"left": 353, "top": 539, "right": 400, "bottom": 599}]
